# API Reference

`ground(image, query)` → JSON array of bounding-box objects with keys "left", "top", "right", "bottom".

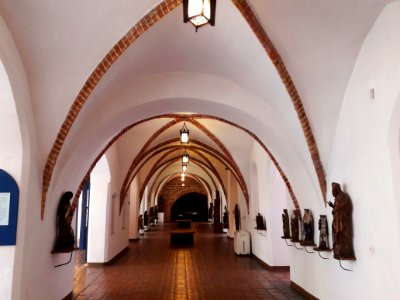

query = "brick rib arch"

[{"left": 40, "top": 0, "right": 324, "bottom": 218}]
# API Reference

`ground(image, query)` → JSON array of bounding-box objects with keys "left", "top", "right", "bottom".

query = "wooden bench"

[{"left": 170, "top": 229, "right": 195, "bottom": 245}]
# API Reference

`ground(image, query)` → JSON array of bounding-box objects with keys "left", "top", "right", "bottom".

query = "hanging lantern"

[
  {"left": 183, "top": 0, "right": 216, "bottom": 32},
  {"left": 182, "top": 164, "right": 188, "bottom": 172},
  {"left": 180, "top": 122, "right": 189, "bottom": 144},
  {"left": 182, "top": 153, "right": 189, "bottom": 164}
]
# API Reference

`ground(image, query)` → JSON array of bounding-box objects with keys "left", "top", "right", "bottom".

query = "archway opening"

[{"left": 171, "top": 192, "right": 208, "bottom": 222}]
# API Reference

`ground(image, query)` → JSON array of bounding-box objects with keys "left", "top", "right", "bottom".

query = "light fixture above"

[
  {"left": 180, "top": 122, "right": 189, "bottom": 144},
  {"left": 182, "top": 163, "right": 188, "bottom": 172},
  {"left": 183, "top": 0, "right": 216, "bottom": 32},
  {"left": 182, "top": 153, "right": 189, "bottom": 164}
]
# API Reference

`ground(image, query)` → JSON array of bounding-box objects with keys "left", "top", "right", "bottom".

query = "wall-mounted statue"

[
  {"left": 314, "top": 215, "right": 329, "bottom": 251},
  {"left": 223, "top": 205, "right": 229, "bottom": 226},
  {"left": 53, "top": 191, "right": 75, "bottom": 253},
  {"left": 281, "top": 209, "right": 290, "bottom": 239},
  {"left": 208, "top": 203, "right": 214, "bottom": 220},
  {"left": 233, "top": 204, "right": 240, "bottom": 231},
  {"left": 290, "top": 209, "right": 301, "bottom": 242},
  {"left": 149, "top": 206, "right": 154, "bottom": 224},
  {"left": 301, "top": 209, "right": 315, "bottom": 246},
  {"left": 144, "top": 211, "right": 148, "bottom": 227},
  {"left": 328, "top": 182, "right": 355, "bottom": 260},
  {"left": 256, "top": 213, "right": 266, "bottom": 231},
  {"left": 138, "top": 214, "right": 144, "bottom": 231}
]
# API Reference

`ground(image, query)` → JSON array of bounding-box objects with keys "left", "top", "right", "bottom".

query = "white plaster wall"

[
  {"left": 291, "top": 2, "right": 400, "bottom": 299},
  {"left": 87, "top": 155, "right": 110, "bottom": 263},
  {"left": 105, "top": 146, "right": 129, "bottom": 261},
  {"left": 248, "top": 142, "right": 289, "bottom": 267}
]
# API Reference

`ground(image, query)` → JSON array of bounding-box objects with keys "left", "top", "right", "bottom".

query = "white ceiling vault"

[{"left": 0, "top": 0, "right": 392, "bottom": 218}]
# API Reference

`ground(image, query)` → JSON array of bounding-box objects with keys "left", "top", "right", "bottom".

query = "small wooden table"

[{"left": 170, "top": 229, "right": 195, "bottom": 245}]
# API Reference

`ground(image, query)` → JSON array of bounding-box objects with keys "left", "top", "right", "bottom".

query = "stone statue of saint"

[
  {"left": 281, "top": 209, "right": 290, "bottom": 238},
  {"left": 290, "top": 209, "right": 301, "bottom": 242},
  {"left": 233, "top": 204, "right": 240, "bottom": 231},
  {"left": 53, "top": 191, "right": 75, "bottom": 252},
  {"left": 328, "top": 182, "right": 355, "bottom": 260},
  {"left": 301, "top": 209, "right": 314, "bottom": 246}
]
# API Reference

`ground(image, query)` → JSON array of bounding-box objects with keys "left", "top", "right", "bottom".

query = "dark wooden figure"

[
  {"left": 328, "top": 182, "right": 356, "bottom": 260},
  {"left": 233, "top": 204, "right": 240, "bottom": 231},
  {"left": 290, "top": 209, "right": 301, "bottom": 242},
  {"left": 281, "top": 209, "right": 290, "bottom": 239},
  {"left": 300, "top": 209, "right": 315, "bottom": 246},
  {"left": 53, "top": 191, "right": 75, "bottom": 253}
]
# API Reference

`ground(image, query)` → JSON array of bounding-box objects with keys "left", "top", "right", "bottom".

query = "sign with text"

[
  {"left": 0, "top": 170, "right": 19, "bottom": 245},
  {"left": 0, "top": 193, "right": 11, "bottom": 225}
]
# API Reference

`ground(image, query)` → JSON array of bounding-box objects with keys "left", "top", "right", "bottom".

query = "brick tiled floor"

[{"left": 73, "top": 223, "right": 304, "bottom": 300}]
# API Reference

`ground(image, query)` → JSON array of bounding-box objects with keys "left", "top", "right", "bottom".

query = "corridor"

[{"left": 72, "top": 223, "right": 304, "bottom": 300}]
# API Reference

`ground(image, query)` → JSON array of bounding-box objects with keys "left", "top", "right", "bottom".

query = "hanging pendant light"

[
  {"left": 180, "top": 122, "right": 189, "bottom": 144},
  {"left": 183, "top": 0, "right": 216, "bottom": 32},
  {"left": 182, "top": 153, "right": 189, "bottom": 164},
  {"left": 182, "top": 163, "right": 188, "bottom": 172}
]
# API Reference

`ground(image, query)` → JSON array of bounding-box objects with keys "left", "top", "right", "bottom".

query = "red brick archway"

[
  {"left": 159, "top": 177, "right": 207, "bottom": 222},
  {"left": 41, "top": 0, "right": 325, "bottom": 219}
]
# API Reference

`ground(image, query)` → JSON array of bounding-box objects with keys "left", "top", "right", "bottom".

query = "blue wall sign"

[{"left": 0, "top": 169, "right": 19, "bottom": 245}]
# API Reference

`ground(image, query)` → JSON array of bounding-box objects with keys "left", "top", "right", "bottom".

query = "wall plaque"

[{"left": 0, "top": 169, "right": 19, "bottom": 245}]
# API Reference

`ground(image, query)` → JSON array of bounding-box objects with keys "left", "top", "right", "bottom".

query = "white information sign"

[{"left": 0, "top": 193, "right": 11, "bottom": 226}]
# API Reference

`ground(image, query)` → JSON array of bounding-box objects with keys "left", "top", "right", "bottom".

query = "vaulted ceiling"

[{"left": 0, "top": 0, "right": 392, "bottom": 218}]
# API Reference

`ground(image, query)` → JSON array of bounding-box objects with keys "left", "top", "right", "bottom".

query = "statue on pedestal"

[
  {"left": 314, "top": 215, "right": 329, "bottom": 250},
  {"left": 281, "top": 209, "right": 290, "bottom": 239},
  {"left": 328, "top": 182, "right": 355, "bottom": 260},
  {"left": 301, "top": 209, "right": 315, "bottom": 246},
  {"left": 233, "top": 204, "right": 240, "bottom": 231},
  {"left": 290, "top": 209, "right": 301, "bottom": 242},
  {"left": 53, "top": 191, "right": 75, "bottom": 252},
  {"left": 208, "top": 203, "right": 214, "bottom": 220}
]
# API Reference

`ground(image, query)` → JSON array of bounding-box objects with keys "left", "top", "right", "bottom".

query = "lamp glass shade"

[
  {"left": 188, "top": 0, "right": 211, "bottom": 27},
  {"left": 182, "top": 164, "right": 188, "bottom": 172},
  {"left": 182, "top": 154, "right": 189, "bottom": 164}
]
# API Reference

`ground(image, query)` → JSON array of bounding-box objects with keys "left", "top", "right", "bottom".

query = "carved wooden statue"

[
  {"left": 223, "top": 205, "right": 228, "bottom": 225},
  {"left": 144, "top": 211, "right": 148, "bottom": 226},
  {"left": 208, "top": 203, "right": 214, "bottom": 220},
  {"left": 314, "top": 215, "right": 329, "bottom": 250},
  {"left": 53, "top": 191, "right": 75, "bottom": 252},
  {"left": 290, "top": 209, "right": 301, "bottom": 242},
  {"left": 281, "top": 209, "right": 290, "bottom": 238},
  {"left": 328, "top": 182, "right": 355, "bottom": 260},
  {"left": 301, "top": 209, "right": 315, "bottom": 246},
  {"left": 233, "top": 204, "right": 240, "bottom": 231},
  {"left": 256, "top": 213, "right": 266, "bottom": 230}
]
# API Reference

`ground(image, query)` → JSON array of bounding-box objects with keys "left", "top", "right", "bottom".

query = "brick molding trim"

[
  {"left": 71, "top": 114, "right": 301, "bottom": 218},
  {"left": 232, "top": 0, "right": 326, "bottom": 203},
  {"left": 40, "top": 0, "right": 182, "bottom": 219},
  {"left": 39, "top": 0, "right": 325, "bottom": 218}
]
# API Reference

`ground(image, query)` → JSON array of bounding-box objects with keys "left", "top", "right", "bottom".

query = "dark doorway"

[{"left": 171, "top": 193, "right": 208, "bottom": 222}]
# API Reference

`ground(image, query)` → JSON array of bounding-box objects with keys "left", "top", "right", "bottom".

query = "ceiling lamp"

[
  {"left": 182, "top": 164, "right": 188, "bottom": 172},
  {"left": 181, "top": 176, "right": 185, "bottom": 182},
  {"left": 183, "top": 0, "right": 216, "bottom": 32},
  {"left": 182, "top": 153, "right": 189, "bottom": 164},
  {"left": 180, "top": 122, "right": 189, "bottom": 144}
]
